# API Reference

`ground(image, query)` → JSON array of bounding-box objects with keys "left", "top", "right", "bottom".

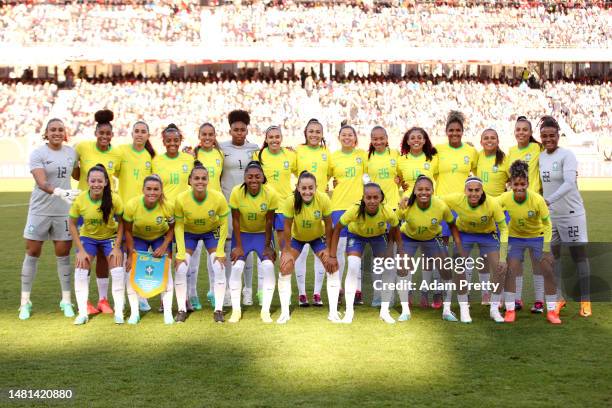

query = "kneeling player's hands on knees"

[
  {"left": 497, "top": 261, "right": 508, "bottom": 274},
  {"left": 230, "top": 247, "right": 244, "bottom": 263},
  {"left": 75, "top": 252, "right": 91, "bottom": 269},
  {"left": 324, "top": 255, "right": 339, "bottom": 273},
  {"left": 280, "top": 250, "right": 294, "bottom": 273},
  {"left": 263, "top": 246, "right": 276, "bottom": 262},
  {"left": 109, "top": 247, "right": 123, "bottom": 268}
]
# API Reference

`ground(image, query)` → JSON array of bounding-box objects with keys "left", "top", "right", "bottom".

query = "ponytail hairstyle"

[
  {"left": 407, "top": 175, "right": 434, "bottom": 207},
  {"left": 303, "top": 118, "right": 326, "bottom": 148},
  {"left": 241, "top": 160, "right": 266, "bottom": 195},
  {"left": 142, "top": 173, "right": 166, "bottom": 209},
  {"left": 401, "top": 127, "right": 437, "bottom": 160},
  {"left": 228, "top": 109, "right": 250, "bottom": 127},
  {"left": 258, "top": 125, "right": 282, "bottom": 165},
  {"left": 445, "top": 110, "right": 465, "bottom": 132},
  {"left": 357, "top": 183, "right": 385, "bottom": 219},
  {"left": 465, "top": 176, "right": 487, "bottom": 206},
  {"left": 188, "top": 160, "right": 209, "bottom": 186},
  {"left": 338, "top": 124, "right": 358, "bottom": 147},
  {"left": 481, "top": 128, "right": 506, "bottom": 167},
  {"left": 194, "top": 122, "right": 221, "bottom": 158},
  {"left": 293, "top": 170, "right": 317, "bottom": 214},
  {"left": 87, "top": 163, "right": 113, "bottom": 224},
  {"left": 133, "top": 121, "right": 155, "bottom": 158},
  {"left": 368, "top": 126, "right": 389, "bottom": 159},
  {"left": 537, "top": 115, "right": 560, "bottom": 134},
  {"left": 516, "top": 115, "right": 541, "bottom": 146},
  {"left": 94, "top": 109, "right": 114, "bottom": 131},
  {"left": 42, "top": 118, "right": 68, "bottom": 142},
  {"left": 509, "top": 160, "right": 529, "bottom": 181}
]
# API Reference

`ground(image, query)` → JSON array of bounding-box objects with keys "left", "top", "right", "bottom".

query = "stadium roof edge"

[{"left": 2, "top": 45, "right": 611, "bottom": 65}]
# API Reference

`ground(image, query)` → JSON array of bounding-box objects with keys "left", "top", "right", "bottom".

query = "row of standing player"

[{"left": 19, "top": 109, "right": 591, "bottom": 323}]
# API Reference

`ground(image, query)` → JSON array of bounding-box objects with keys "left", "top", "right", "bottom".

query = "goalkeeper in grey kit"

[{"left": 19, "top": 118, "right": 81, "bottom": 320}]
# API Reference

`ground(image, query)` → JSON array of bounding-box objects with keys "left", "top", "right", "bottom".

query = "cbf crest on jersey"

[
  {"left": 431, "top": 217, "right": 438, "bottom": 225},
  {"left": 480, "top": 215, "right": 488, "bottom": 223},
  {"left": 492, "top": 165, "right": 498, "bottom": 173},
  {"left": 107, "top": 161, "right": 114, "bottom": 170},
  {"left": 283, "top": 160, "right": 289, "bottom": 169},
  {"left": 378, "top": 221, "right": 385, "bottom": 228},
  {"left": 424, "top": 162, "right": 430, "bottom": 170},
  {"left": 463, "top": 156, "right": 470, "bottom": 164},
  {"left": 216, "top": 159, "right": 221, "bottom": 166},
  {"left": 322, "top": 153, "right": 327, "bottom": 161},
  {"left": 182, "top": 164, "right": 189, "bottom": 172},
  {"left": 314, "top": 210, "right": 321, "bottom": 219},
  {"left": 145, "top": 161, "right": 151, "bottom": 169},
  {"left": 208, "top": 210, "right": 215, "bottom": 217},
  {"left": 390, "top": 159, "right": 396, "bottom": 166},
  {"left": 527, "top": 210, "right": 536, "bottom": 218},
  {"left": 356, "top": 157, "right": 362, "bottom": 164},
  {"left": 155, "top": 216, "right": 163, "bottom": 225},
  {"left": 525, "top": 153, "right": 532, "bottom": 161},
  {"left": 260, "top": 203, "right": 268, "bottom": 211}
]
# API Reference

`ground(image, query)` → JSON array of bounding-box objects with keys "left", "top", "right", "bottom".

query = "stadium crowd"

[
  {"left": 1, "top": 72, "right": 609, "bottom": 149},
  {"left": 0, "top": 3, "right": 610, "bottom": 47}
]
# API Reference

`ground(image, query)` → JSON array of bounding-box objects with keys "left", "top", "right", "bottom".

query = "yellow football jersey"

[
  {"left": 398, "top": 195, "right": 454, "bottom": 241},
  {"left": 196, "top": 147, "right": 224, "bottom": 192},
  {"left": 69, "top": 191, "right": 124, "bottom": 240},
  {"left": 75, "top": 141, "right": 122, "bottom": 191},
  {"left": 174, "top": 189, "right": 230, "bottom": 260},
  {"left": 123, "top": 195, "right": 173, "bottom": 241},
  {"left": 329, "top": 148, "right": 367, "bottom": 211},
  {"left": 282, "top": 190, "right": 332, "bottom": 242},
  {"left": 116, "top": 144, "right": 153, "bottom": 205},
  {"left": 296, "top": 145, "right": 330, "bottom": 193},
  {"left": 397, "top": 152, "right": 439, "bottom": 192},
  {"left": 508, "top": 143, "right": 542, "bottom": 193},
  {"left": 442, "top": 193, "right": 507, "bottom": 235},
  {"left": 259, "top": 147, "right": 297, "bottom": 206},
  {"left": 435, "top": 143, "right": 478, "bottom": 196},
  {"left": 476, "top": 151, "right": 510, "bottom": 197},
  {"left": 229, "top": 184, "right": 278, "bottom": 233},
  {"left": 366, "top": 148, "right": 401, "bottom": 210},
  {"left": 340, "top": 202, "right": 399, "bottom": 238},
  {"left": 151, "top": 152, "right": 194, "bottom": 202},
  {"left": 496, "top": 191, "right": 552, "bottom": 249}
]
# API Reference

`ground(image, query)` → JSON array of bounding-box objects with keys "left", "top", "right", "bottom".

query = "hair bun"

[{"left": 94, "top": 109, "right": 114, "bottom": 124}]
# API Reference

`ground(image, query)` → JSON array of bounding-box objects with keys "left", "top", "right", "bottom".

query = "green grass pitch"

[{"left": 1, "top": 191, "right": 611, "bottom": 407}]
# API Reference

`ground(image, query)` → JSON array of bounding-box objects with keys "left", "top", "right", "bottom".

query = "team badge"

[
  {"left": 314, "top": 210, "right": 321, "bottom": 218},
  {"left": 553, "top": 161, "right": 559, "bottom": 170},
  {"left": 145, "top": 161, "right": 151, "bottom": 169},
  {"left": 424, "top": 162, "right": 430, "bottom": 170},
  {"left": 155, "top": 216, "right": 163, "bottom": 225},
  {"left": 108, "top": 161, "right": 114, "bottom": 169},
  {"left": 208, "top": 210, "right": 215, "bottom": 217},
  {"left": 390, "top": 159, "right": 396, "bottom": 166},
  {"left": 67, "top": 157, "right": 74, "bottom": 165},
  {"left": 378, "top": 222, "right": 385, "bottom": 228},
  {"left": 528, "top": 210, "right": 535, "bottom": 217},
  {"left": 464, "top": 156, "right": 469, "bottom": 164},
  {"left": 322, "top": 154, "right": 327, "bottom": 161},
  {"left": 28, "top": 225, "right": 35, "bottom": 233},
  {"left": 130, "top": 251, "right": 169, "bottom": 298},
  {"left": 492, "top": 166, "right": 498, "bottom": 173},
  {"left": 283, "top": 161, "right": 289, "bottom": 169},
  {"left": 431, "top": 218, "right": 438, "bottom": 225},
  {"left": 182, "top": 164, "right": 188, "bottom": 172},
  {"left": 356, "top": 157, "right": 362, "bottom": 164},
  {"left": 247, "top": 152, "right": 253, "bottom": 159},
  {"left": 480, "top": 216, "right": 488, "bottom": 223},
  {"left": 145, "top": 265, "right": 154, "bottom": 277},
  {"left": 216, "top": 159, "right": 221, "bottom": 166},
  {"left": 260, "top": 203, "right": 268, "bottom": 211},
  {"left": 525, "top": 153, "right": 532, "bottom": 161}
]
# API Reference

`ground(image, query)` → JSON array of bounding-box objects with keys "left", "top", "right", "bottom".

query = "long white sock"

[
  {"left": 534, "top": 274, "right": 544, "bottom": 302},
  {"left": 175, "top": 255, "right": 190, "bottom": 312},
  {"left": 110, "top": 267, "right": 126, "bottom": 316},
  {"left": 126, "top": 272, "right": 139, "bottom": 318},
  {"left": 74, "top": 268, "right": 89, "bottom": 316},
  {"left": 229, "top": 260, "right": 245, "bottom": 313},
  {"left": 336, "top": 236, "right": 347, "bottom": 288},
  {"left": 278, "top": 274, "right": 292, "bottom": 315},
  {"left": 515, "top": 275, "right": 524, "bottom": 301},
  {"left": 545, "top": 294, "right": 557, "bottom": 311},
  {"left": 326, "top": 271, "right": 340, "bottom": 315},
  {"left": 504, "top": 291, "right": 515, "bottom": 311},
  {"left": 313, "top": 256, "right": 325, "bottom": 296},
  {"left": 398, "top": 273, "right": 411, "bottom": 315},
  {"left": 479, "top": 272, "right": 490, "bottom": 295},
  {"left": 56, "top": 255, "right": 72, "bottom": 303},
  {"left": 162, "top": 266, "right": 174, "bottom": 314},
  {"left": 260, "top": 260, "right": 275, "bottom": 314},
  {"left": 295, "top": 245, "right": 309, "bottom": 296},
  {"left": 224, "top": 241, "right": 232, "bottom": 294},
  {"left": 96, "top": 277, "right": 109, "bottom": 301},
  {"left": 257, "top": 257, "right": 264, "bottom": 293},
  {"left": 211, "top": 254, "right": 226, "bottom": 312},
  {"left": 20, "top": 254, "right": 39, "bottom": 305},
  {"left": 243, "top": 253, "right": 254, "bottom": 292},
  {"left": 206, "top": 252, "right": 214, "bottom": 295},
  {"left": 420, "top": 269, "right": 433, "bottom": 295},
  {"left": 345, "top": 255, "right": 361, "bottom": 315},
  {"left": 187, "top": 241, "right": 203, "bottom": 298}
]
